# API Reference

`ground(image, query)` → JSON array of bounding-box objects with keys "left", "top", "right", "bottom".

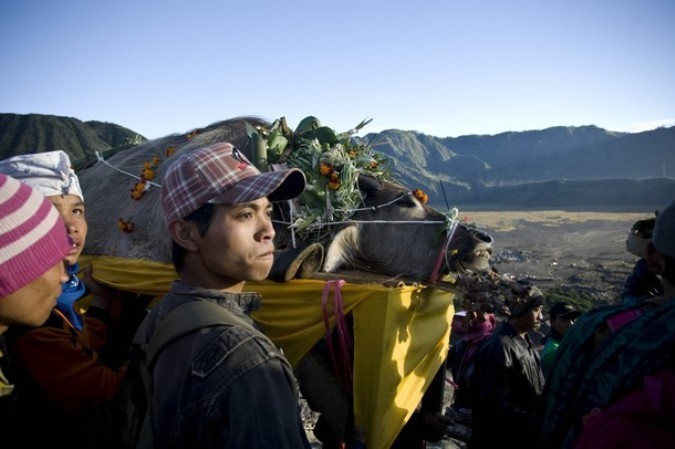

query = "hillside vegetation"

[
  {"left": 0, "top": 113, "right": 146, "bottom": 168},
  {"left": 1, "top": 113, "right": 672, "bottom": 211}
]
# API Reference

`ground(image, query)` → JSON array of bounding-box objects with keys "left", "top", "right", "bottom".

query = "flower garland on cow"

[{"left": 244, "top": 116, "right": 459, "bottom": 255}]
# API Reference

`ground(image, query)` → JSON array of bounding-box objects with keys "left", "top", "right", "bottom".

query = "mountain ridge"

[{"left": 1, "top": 113, "right": 672, "bottom": 211}]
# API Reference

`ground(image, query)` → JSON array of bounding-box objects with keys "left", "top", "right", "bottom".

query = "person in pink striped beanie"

[
  {"left": 0, "top": 153, "right": 134, "bottom": 446},
  {"left": 0, "top": 173, "right": 71, "bottom": 331},
  {"left": 1, "top": 173, "right": 71, "bottom": 415}
]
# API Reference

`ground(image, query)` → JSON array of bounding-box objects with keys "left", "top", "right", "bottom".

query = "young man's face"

[
  {"left": 516, "top": 304, "right": 544, "bottom": 332},
  {"left": 49, "top": 194, "right": 87, "bottom": 266},
  {"left": 551, "top": 314, "right": 576, "bottom": 336},
  {"left": 189, "top": 197, "right": 276, "bottom": 291}
]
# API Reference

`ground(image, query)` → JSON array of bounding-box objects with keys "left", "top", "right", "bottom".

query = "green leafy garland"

[{"left": 246, "top": 116, "right": 393, "bottom": 241}]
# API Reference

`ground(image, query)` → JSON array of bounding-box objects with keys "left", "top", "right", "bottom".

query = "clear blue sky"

[{"left": 2, "top": 0, "right": 674, "bottom": 139}]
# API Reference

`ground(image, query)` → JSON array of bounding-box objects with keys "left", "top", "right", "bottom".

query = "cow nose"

[{"left": 474, "top": 229, "right": 493, "bottom": 245}]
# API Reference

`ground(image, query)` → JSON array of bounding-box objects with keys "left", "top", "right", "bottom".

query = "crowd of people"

[
  {"left": 0, "top": 146, "right": 311, "bottom": 448},
  {"left": 1, "top": 143, "right": 674, "bottom": 448},
  {"left": 442, "top": 200, "right": 675, "bottom": 449},
  {"left": 0, "top": 151, "right": 145, "bottom": 446}
]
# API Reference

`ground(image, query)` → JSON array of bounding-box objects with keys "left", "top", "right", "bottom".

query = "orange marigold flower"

[
  {"left": 152, "top": 156, "right": 160, "bottom": 166},
  {"left": 327, "top": 174, "right": 341, "bottom": 190},
  {"left": 319, "top": 162, "right": 333, "bottom": 176},
  {"left": 413, "top": 189, "right": 428, "bottom": 204},
  {"left": 130, "top": 189, "right": 144, "bottom": 200},
  {"left": 117, "top": 218, "right": 135, "bottom": 233},
  {"left": 142, "top": 168, "right": 156, "bottom": 181},
  {"left": 166, "top": 146, "right": 176, "bottom": 156},
  {"left": 134, "top": 181, "right": 147, "bottom": 192}
]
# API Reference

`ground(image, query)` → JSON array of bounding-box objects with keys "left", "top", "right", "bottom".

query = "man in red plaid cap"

[{"left": 141, "top": 142, "right": 310, "bottom": 448}]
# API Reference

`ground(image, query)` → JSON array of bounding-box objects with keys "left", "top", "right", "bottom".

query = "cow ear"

[{"left": 357, "top": 174, "right": 382, "bottom": 196}]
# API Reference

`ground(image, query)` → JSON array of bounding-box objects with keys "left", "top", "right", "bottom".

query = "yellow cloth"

[
  {"left": 78, "top": 255, "right": 454, "bottom": 449},
  {"left": 78, "top": 255, "right": 177, "bottom": 297},
  {"left": 76, "top": 255, "right": 175, "bottom": 311}
]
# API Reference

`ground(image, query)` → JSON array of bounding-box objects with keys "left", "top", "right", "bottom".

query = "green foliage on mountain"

[
  {"left": 0, "top": 113, "right": 672, "bottom": 211},
  {"left": 0, "top": 113, "right": 146, "bottom": 168}
]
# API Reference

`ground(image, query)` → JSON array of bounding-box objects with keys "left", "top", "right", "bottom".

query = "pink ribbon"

[{"left": 321, "top": 279, "right": 353, "bottom": 392}]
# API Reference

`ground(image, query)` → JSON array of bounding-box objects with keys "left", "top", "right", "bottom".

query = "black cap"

[{"left": 550, "top": 302, "right": 581, "bottom": 320}]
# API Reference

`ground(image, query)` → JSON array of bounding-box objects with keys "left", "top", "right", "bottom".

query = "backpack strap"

[{"left": 143, "top": 301, "right": 255, "bottom": 366}]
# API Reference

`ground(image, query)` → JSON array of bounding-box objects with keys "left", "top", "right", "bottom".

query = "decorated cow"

[
  {"left": 76, "top": 115, "right": 495, "bottom": 449},
  {"left": 79, "top": 116, "right": 492, "bottom": 281}
]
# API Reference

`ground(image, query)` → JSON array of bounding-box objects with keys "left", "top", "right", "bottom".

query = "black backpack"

[{"left": 84, "top": 300, "right": 255, "bottom": 449}]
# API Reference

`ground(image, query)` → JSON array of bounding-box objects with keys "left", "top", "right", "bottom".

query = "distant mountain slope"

[
  {"left": 0, "top": 113, "right": 671, "bottom": 210},
  {"left": 444, "top": 178, "right": 675, "bottom": 211},
  {"left": 0, "top": 113, "right": 146, "bottom": 167},
  {"left": 363, "top": 125, "right": 674, "bottom": 183},
  {"left": 359, "top": 125, "right": 674, "bottom": 210}
]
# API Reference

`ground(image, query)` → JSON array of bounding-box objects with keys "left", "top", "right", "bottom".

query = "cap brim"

[
  {"left": 558, "top": 311, "right": 582, "bottom": 319},
  {"left": 209, "top": 168, "right": 306, "bottom": 204}
]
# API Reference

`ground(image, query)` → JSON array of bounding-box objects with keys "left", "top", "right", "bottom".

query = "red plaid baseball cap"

[{"left": 161, "top": 142, "right": 305, "bottom": 225}]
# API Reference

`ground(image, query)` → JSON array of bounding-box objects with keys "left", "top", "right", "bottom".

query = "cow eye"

[{"left": 398, "top": 196, "right": 417, "bottom": 208}]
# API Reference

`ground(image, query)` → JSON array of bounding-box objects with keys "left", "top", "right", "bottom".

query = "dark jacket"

[
  {"left": 449, "top": 335, "right": 492, "bottom": 410},
  {"left": 622, "top": 258, "right": 664, "bottom": 304},
  {"left": 469, "top": 321, "right": 544, "bottom": 449},
  {"left": 2, "top": 302, "right": 124, "bottom": 449},
  {"left": 144, "top": 280, "right": 310, "bottom": 449}
]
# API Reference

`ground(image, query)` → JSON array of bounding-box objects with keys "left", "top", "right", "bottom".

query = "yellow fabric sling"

[{"left": 78, "top": 255, "right": 454, "bottom": 449}]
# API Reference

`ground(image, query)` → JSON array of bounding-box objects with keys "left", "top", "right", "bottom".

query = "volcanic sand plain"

[{"left": 463, "top": 209, "right": 653, "bottom": 303}]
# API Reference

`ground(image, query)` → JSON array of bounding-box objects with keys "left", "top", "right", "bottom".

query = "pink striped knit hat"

[{"left": 0, "top": 173, "right": 71, "bottom": 297}]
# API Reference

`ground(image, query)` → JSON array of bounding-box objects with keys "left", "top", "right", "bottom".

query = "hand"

[{"left": 82, "top": 265, "right": 113, "bottom": 311}]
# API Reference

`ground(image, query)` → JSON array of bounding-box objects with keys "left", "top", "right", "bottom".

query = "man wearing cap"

[
  {"left": 0, "top": 174, "right": 71, "bottom": 422},
  {"left": 141, "top": 142, "right": 310, "bottom": 448},
  {"left": 0, "top": 151, "right": 130, "bottom": 447},
  {"left": 645, "top": 200, "right": 675, "bottom": 297},
  {"left": 622, "top": 213, "right": 663, "bottom": 304},
  {"left": 468, "top": 282, "right": 545, "bottom": 449},
  {"left": 539, "top": 199, "right": 675, "bottom": 449},
  {"left": 540, "top": 302, "right": 581, "bottom": 376}
]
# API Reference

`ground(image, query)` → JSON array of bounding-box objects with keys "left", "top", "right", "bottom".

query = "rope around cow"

[{"left": 90, "top": 146, "right": 463, "bottom": 283}]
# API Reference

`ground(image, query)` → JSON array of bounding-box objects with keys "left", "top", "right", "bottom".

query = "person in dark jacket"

[
  {"left": 449, "top": 309, "right": 497, "bottom": 410},
  {"left": 622, "top": 214, "right": 664, "bottom": 304},
  {"left": 468, "top": 282, "right": 545, "bottom": 449},
  {"left": 143, "top": 142, "right": 311, "bottom": 448}
]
